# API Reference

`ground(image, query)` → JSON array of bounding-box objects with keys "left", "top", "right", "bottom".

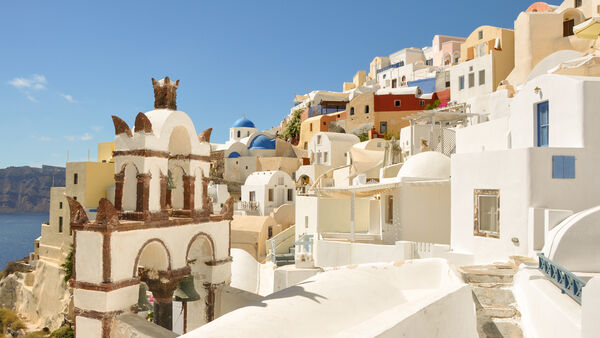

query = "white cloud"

[
  {"left": 65, "top": 133, "right": 93, "bottom": 142},
  {"left": 61, "top": 94, "right": 76, "bottom": 103},
  {"left": 8, "top": 74, "right": 46, "bottom": 90},
  {"left": 91, "top": 125, "right": 103, "bottom": 132},
  {"left": 31, "top": 135, "right": 53, "bottom": 142}
]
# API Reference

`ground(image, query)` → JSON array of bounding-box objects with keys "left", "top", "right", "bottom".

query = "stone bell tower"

[{"left": 152, "top": 76, "right": 179, "bottom": 110}]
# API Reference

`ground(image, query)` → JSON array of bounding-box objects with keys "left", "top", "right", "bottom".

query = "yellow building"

[
  {"left": 450, "top": 25, "right": 515, "bottom": 104},
  {"left": 505, "top": 0, "right": 596, "bottom": 85},
  {"left": 343, "top": 70, "right": 367, "bottom": 91},
  {"left": 36, "top": 142, "right": 116, "bottom": 264}
]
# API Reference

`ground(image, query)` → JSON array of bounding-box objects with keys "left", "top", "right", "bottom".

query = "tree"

[{"left": 281, "top": 109, "right": 302, "bottom": 142}]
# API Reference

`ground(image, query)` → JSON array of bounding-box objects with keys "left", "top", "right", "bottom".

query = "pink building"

[{"left": 431, "top": 35, "right": 466, "bottom": 68}]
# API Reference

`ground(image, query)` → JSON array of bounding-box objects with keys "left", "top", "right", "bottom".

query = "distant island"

[{"left": 0, "top": 165, "right": 65, "bottom": 213}]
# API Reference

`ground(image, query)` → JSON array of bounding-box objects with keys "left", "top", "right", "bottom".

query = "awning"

[{"left": 574, "top": 17, "right": 600, "bottom": 40}]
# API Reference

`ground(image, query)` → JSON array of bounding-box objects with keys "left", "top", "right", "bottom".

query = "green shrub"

[
  {"left": 51, "top": 325, "right": 74, "bottom": 338},
  {"left": 61, "top": 246, "right": 73, "bottom": 283},
  {"left": 0, "top": 308, "right": 25, "bottom": 334}
]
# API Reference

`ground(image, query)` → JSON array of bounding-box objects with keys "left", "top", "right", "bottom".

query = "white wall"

[{"left": 450, "top": 53, "right": 493, "bottom": 104}]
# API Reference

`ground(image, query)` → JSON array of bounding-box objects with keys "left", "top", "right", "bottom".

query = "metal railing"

[
  {"left": 538, "top": 253, "right": 586, "bottom": 304},
  {"left": 237, "top": 201, "right": 259, "bottom": 211}
]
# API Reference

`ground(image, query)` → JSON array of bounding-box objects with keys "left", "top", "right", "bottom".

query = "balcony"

[{"left": 309, "top": 105, "right": 346, "bottom": 117}]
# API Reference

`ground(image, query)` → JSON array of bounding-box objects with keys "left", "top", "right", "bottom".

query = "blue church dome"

[
  {"left": 248, "top": 134, "right": 276, "bottom": 150},
  {"left": 232, "top": 117, "right": 256, "bottom": 128}
]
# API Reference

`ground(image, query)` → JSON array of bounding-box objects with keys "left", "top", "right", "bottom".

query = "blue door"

[{"left": 537, "top": 101, "right": 549, "bottom": 147}]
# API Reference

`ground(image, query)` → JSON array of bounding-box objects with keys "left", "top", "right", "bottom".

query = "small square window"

[
  {"left": 394, "top": 100, "right": 401, "bottom": 107},
  {"left": 552, "top": 155, "right": 575, "bottom": 179}
]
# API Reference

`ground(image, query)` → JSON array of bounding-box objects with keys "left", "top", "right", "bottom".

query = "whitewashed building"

[{"left": 240, "top": 171, "right": 295, "bottom": 216}]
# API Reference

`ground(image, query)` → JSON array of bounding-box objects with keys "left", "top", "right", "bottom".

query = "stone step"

[
  {"left": 477, "top": 318, "right": 523, "bottom": 338},
  {"left": 477, "top": 305, "right": 520, "bottom": 319},
  {"left": 472, "top": 285, "right": 515, "bottom": 307},
  {"left": 460, "top": 265, "right": 517, "bottom": 284}
]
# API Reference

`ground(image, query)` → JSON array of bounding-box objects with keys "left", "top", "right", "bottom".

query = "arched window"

[{"left": 237, "top": 130, "right": 241, "bottom": 138}]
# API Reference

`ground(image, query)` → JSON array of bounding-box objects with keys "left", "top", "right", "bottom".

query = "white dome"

[{"left": 397, "top": 151, "right": 450, "bottom": 180}]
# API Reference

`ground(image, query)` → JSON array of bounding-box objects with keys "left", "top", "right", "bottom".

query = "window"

[
  {"left": 59, "top": 217, "right": 63, "bottom": 233},
  {"left": 420, "top": 100, "right": 425, "bottom": 107},
  {"left": 474, "top": 189, "right": 499, "bottom": 238},
  {"left": 73, "top": 196, "right": 77, "bottom": 201},
  {"left": 575, "top": 0, "right": 582, "bottom": 7},
  {"left": 59, "top": 202, "right": 63, "bottom": 209},
  {"left": 468, "top": 73, "right": 475, "bottom": 88},
  {"left": 383, "top": 74, "right": 387, "bottom": 79},
  {"left": 268, "top": 226, "right": 273, "bottom": 239},
  {"left": 394, "top": 100, "right": 401, "bottom": 107},
  {"left": 287, "top": 189, "right": 293, "bottom": 201},
  {"left": 536, "top": 101, "right": 549, "bottom": 147},
  {"left": 479, "top": 70, "right": 485, "bottom": 85},
  {"left": 380, "top": 122, "right": 388, "bottom": 135},
  {"left": 305, "top": 215, "right": 309, "bottom": 228},
  {"left": 553, "top": 156, "right": 575, "bottom": 179},
  {"left": 278, "top": 177, "right": 284, "bottom": 185},
  {"left": 323, "top": 152, "right": 328, "bottom": 163},
  {"left": 392, "top": 79, "right": 397, "bottom": 88},
  {"left": 445, "top": 81, "right": 451, "bottom": 88},
  {"left": 323, "top": 122, "right": 326, "bottom": 126},
  {"left": 317, "top": 135, "right": 322, "bottom": 144},
  {"left": 247, "top": 131, "right": 250, "bottom": 136},
  {"left": 268, "top": 189, "right": 274, "bottom": 202},
  {"left": 399, "top": 61, "right": 405, "bottom": 67},
  {"left": 237, "top": 130, "right": 241, "bottom": 138},
  {"left": 309, "top": 123, "right": 313, "bottom": 132},
  {"left": 365, "top": 105, "right": 370, "bottom": 114},
  {"left": 350, "top": 107, "right": 355, "bottom": 115},
  {"left": 73, "top": 173, "right": 78, "bottom": 185},
  {"left": 459, "top": 76, "right": 465, "bottom": 90},
  {"left": 478, "top": 30, "right": 483, "bottom": 40},
  {"left": 564, "top": 19, "right": 575, "bottom": 37},
  {"left": 249, "top": 191, "right": 256, "bottom": 202},
  {"left": 386, "top": 195, "right": 393, "bottom": 224},
  {"left": 454, "top": 56, "right": 459, "bottom": 64}
]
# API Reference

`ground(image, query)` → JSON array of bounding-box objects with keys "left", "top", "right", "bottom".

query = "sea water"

[{"left": 0, "top": 213, "right": 46, "bottom": 268}]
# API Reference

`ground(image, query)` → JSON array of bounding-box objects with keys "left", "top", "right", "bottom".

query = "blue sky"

[{"left": 0, "top": 0, "right": 560, "bottom": 168}]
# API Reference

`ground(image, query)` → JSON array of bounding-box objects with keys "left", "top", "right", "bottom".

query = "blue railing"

[
  {"left": 538, "top": 253, "right": 586, "bottom": 304},
  {"left": 376, "top": 61, "right": 404, "bottom": 74},
  {"left": 294, "top": 234, "right": 314, "bottom": 253}
]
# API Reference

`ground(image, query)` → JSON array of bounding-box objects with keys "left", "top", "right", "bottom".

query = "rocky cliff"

[{"left": 0, "top": 165, "right": 65, "bottom": 213}]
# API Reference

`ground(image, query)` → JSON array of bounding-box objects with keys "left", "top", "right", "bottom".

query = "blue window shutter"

[
  {"left": 564, "top": 156, "right": 575, "bottom": 178},
  {"left": 552, "top": 156, "right": 563, "bottom": 178}
]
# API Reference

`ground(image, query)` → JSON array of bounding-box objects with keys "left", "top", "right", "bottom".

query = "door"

[{"left": 537, "top": 101, "right": 549, "bottom": 147}]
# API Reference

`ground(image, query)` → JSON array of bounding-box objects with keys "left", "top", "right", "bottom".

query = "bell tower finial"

[{"left": 151, "top": 76, "right": 180, "bottom": 110}]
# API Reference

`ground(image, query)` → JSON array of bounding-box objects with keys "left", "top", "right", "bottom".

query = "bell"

[
  {"left": 173, "top": 275, "right": 201, "bottom": 302},
  {"left": 137, "top": 283, "right": 153, "bottom": 312},
  {"left": 166, "top": 170, "right": 176, "bottom": 190}
]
